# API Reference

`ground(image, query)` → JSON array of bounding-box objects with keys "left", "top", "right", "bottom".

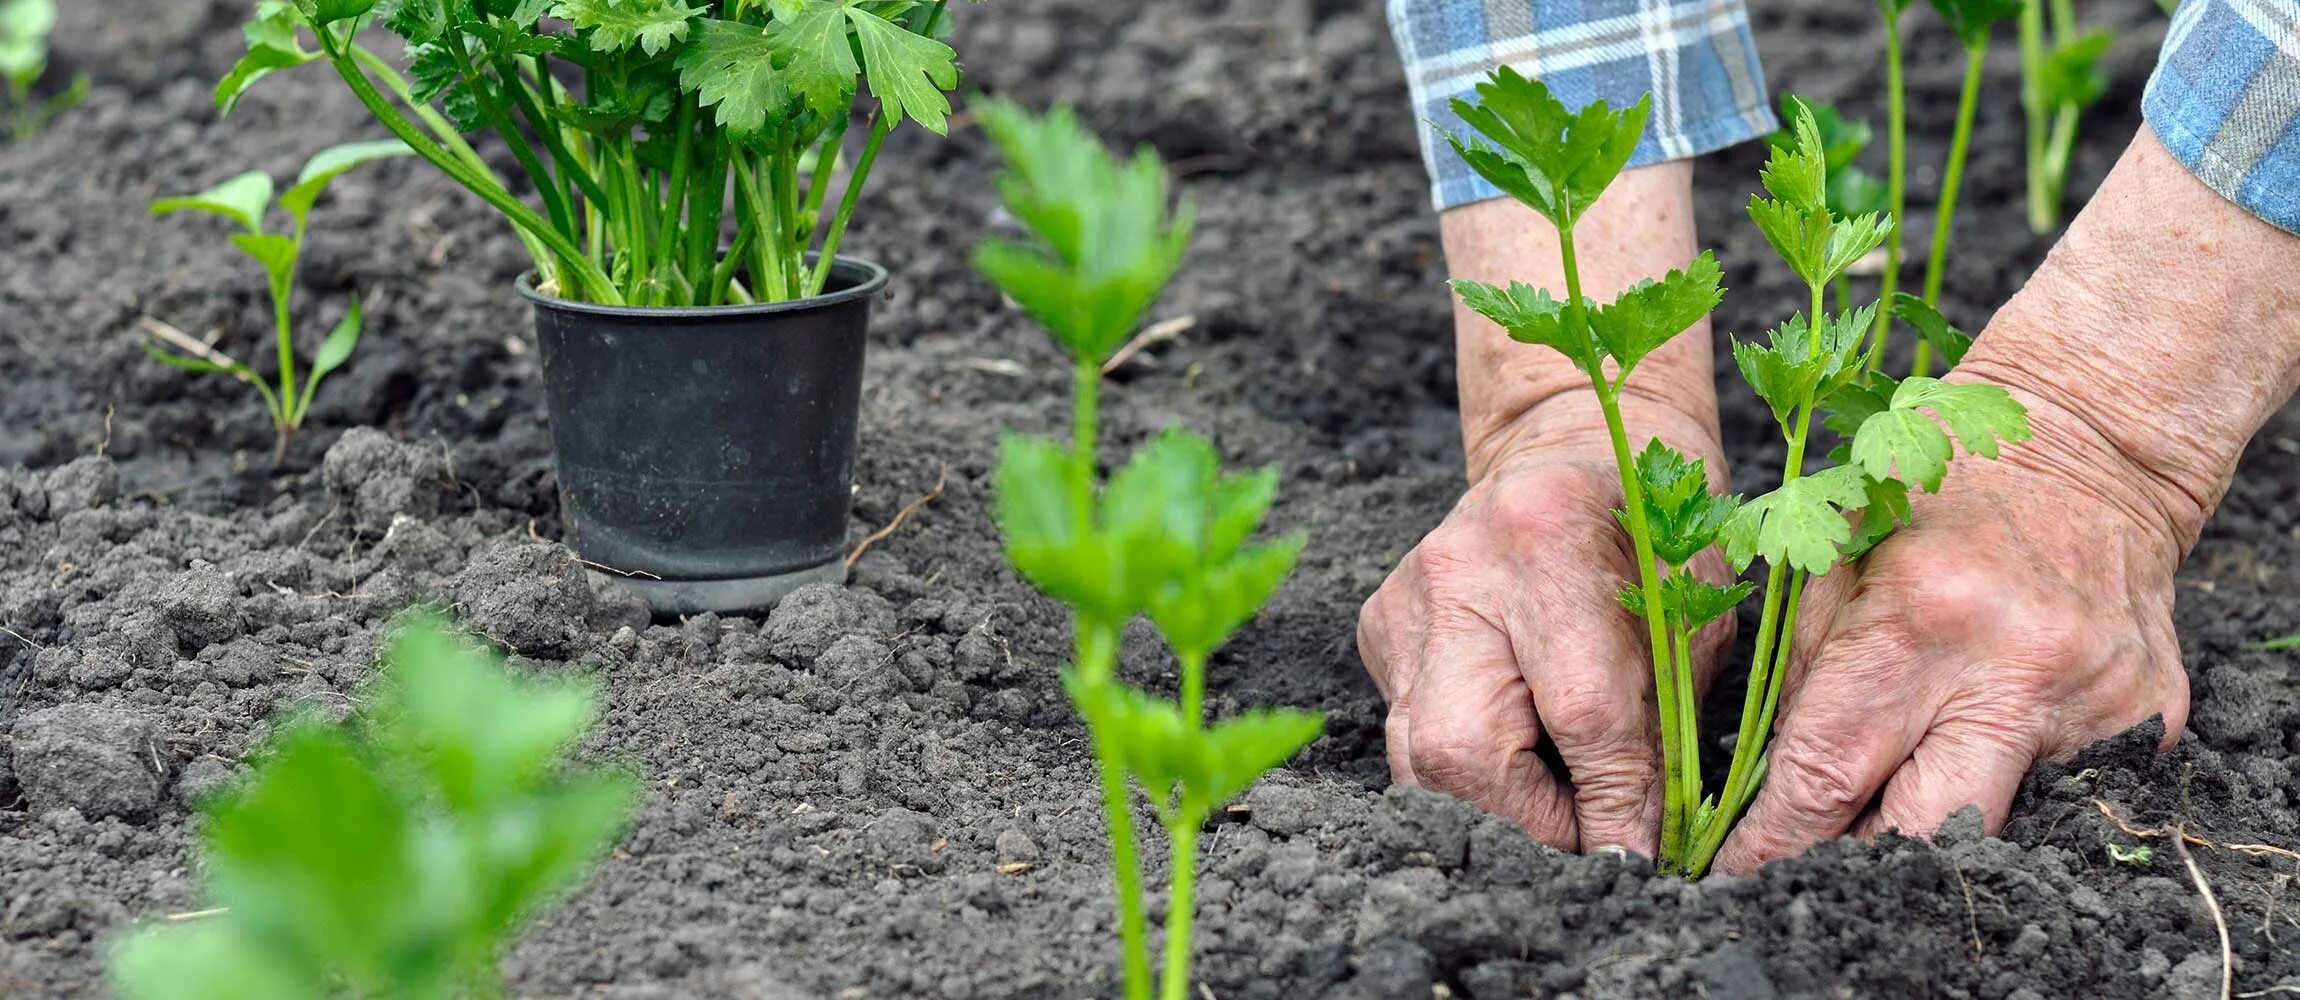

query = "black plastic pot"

[{"left": 520, "top": 257, "right": 888, "bottom": 615}]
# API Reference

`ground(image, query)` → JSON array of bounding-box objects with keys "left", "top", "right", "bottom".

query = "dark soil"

[{"left": 4, "top": 0, "right": 2297, "bottom": 998}]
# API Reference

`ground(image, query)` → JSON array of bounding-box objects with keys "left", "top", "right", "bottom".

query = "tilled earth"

[{"left": 2, "top": 0, "right": 2297, "bottom": 997}]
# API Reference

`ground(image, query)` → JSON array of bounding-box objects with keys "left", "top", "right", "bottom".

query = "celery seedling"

[
  {"left": 1438, "top": 68, "right": 1729, "bottom": 869},
  {"left": 1911, "top": 0, "right": 2022, "bottom": 378},
  {"left": 2018, "top": 0, "right": 2109, "bottom": 232},
  {"left": 1681, "top": 99, "right": 2030, "bottom": 874},
  {"left": 0, "top": 0, "right": 84, "bottom": 142},
  {"left": 108, "top": 613, "right": 637, "bottom": 1000},
  {"left": 218, "top": 0, "right": 966, "bottom": 306},
  {"left": 147, "top": 140, "right": 413, "bottom": 464},
  {"left": 1438, "top": 78, "right": 2033, "bottom": 875},
  {"left": 977, "top": 100, "right": 1322, "bottom": 1000}
]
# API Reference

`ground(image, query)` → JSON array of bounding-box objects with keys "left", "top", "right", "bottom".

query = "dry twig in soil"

[{"left": 846, "top": 465, "right": 949, "bottom": 569}]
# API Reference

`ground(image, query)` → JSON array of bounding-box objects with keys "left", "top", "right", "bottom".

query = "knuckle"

[
  {"left": 1540, "top": 675, "right": 1632, "bottom": 751},
  {"left": 1769, "top": 729, "right": 1877, "bottom": 820}
]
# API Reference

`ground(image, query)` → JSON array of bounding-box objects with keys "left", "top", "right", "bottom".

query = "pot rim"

[{"left": 515, "top": 254, "right": 890, "bottom": 319}]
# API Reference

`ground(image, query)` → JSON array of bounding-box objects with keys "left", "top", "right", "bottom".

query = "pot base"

[{"left": 595, "top": 560, "right": 849, "bottom": 617}]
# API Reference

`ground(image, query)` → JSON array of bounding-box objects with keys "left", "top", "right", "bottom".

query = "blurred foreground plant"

[
  {"left": 976, "top": 99, "right": 1322, "bottom": 1000},
  {"left": 108, "top": 613, "right": 636, "bottom": 1000}
]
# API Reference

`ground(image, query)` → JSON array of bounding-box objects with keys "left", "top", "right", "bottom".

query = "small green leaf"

[
  {"left": 216, "top": 3, "right": 320, "bottom": 116},
  {"left": 1617, "top": 439, "right": 1738, "bottom": 566},
  {"left": 280, "top": 139, "right": 414, "bottom": 227},
  {"left": 299, "top": 294, "right": 363, "bottom": 420},
  {"left": 676, "top": 18, "right": 787, "bottom": 133},
  {"left": 1747, "top": 195, "right": 1833, "bottom": 286},
  {"left": 993, "top": 434, "right": 1110, "bottom": 618},
  {"left": 152, "top": 170, "right": 275, "bottom": 234},
  {"left": 230, "top": 232, "right": 302, "bottom": 289},
  {"left": 2248, "top": 632, "right": 2300, "bottom": 652},
  {"left": 1822, "top": 211, "right": 1892, "bottom": 280},
  {"left": 1440, "top": 67, "right": 1649, "bottom": 230},
  {"left": 1587, "top": 251, "right": 1725, "bottom": 373},
  {"left": 1730, "top": 305, "right": 1871, "bottom": 424},
  {"left": 296, "top": 0, "right": 379, "bottom": 27},
  {"left": 551, "top": 0, "right": 699, "bottom": 55},
  {"left": 1889, "top": 292, "right": 1973, "bottom": 366},
  {"left": 1621, "top": 567, "right": 1755, "bottom": 632},
  {"left": 772, "top": 0, "right": 860, "bottom": 116},
  {"left": 1758, "top": 99, "right": 1829, "bottom": 212},
  {"left": 846, "top": 5, "right": 959, "bottom": 134},
  {"left": 2038, "top": 31, "right": 2112, "bottom": 110},
  {"left": 1929, "top": 0, "right": 2022, "bottom": 48},
  {"left": 1450, "top": 278, "right": 1591, "bottom": 367},
  {"left": 973, "top": 99, "right": 1192, "bottom": 366},
  {"left": 110, "top": 922, "right": 315, "bottom": 1000},
  {"left": 1146, "top": 534, "right": 1304, "bottom": 661},
  {"left": 1843, "top": 474, "right": 1911, "bottom": 559},
  {"left": 0, "top": 0, "right": 58, "bottom": 85},
  {"left": 1720, "top": 464, "right": 1870, "bottom": 574},
  {"left": 1850, "top": 376, "right": 2030, "bottom": 490},
  {"left": 141, "top": 343, "right": 240, "bottom": 378},
  {"left": 377, "top": 0, "right": 451, "bottom": 43},
  {"left": 1820, "top": 369, "right": 1900, "bottom": 441}
]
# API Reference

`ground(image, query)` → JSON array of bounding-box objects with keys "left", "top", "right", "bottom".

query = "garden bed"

[{"left": 2, "top": 0, "right": 2297, "bottom": 996}]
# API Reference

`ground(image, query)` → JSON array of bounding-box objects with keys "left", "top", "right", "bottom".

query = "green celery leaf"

[
  {"left": 1820, "top": 369, "right": 1901, "bottom": 440},
  {"left": 772, "top": 0, "right": 860, "bottom": 117},
  {"left": 1844, "top": 474, "right": 1911, "bottom": 559},
  {"left": 677, "top": 17, "right": 788, "bottom": 133},
  {"left": 280, "top": 140, "right": 414, "bottom": 227},
  {"left": 202, "top": 723, "right": 415, "bottom": 991},
  {"left": 466, "top": 772, "right": 637, "bottom": 932},
  {"left": 973, "top": 99, "right": 1192, "bottom": 366},
  {"left": 1449, "top": 278, "right": 1591, "bottom": 368},
  {"left": 405, "top": 41, "right": 485, "bottom": 132},
  {"left": 229, "top": 232, "right": 301, "bottom": 292},
  {"left": 378, "top": 615, "right": 602, "bottom": 812},
  {"left": 1831, "top": 165, "right": 1890, "bottom": 218},
  {"left": 216, "top": 2, "right": 320, "bottom": 116},
  {"left": 1586, "top": 251, "right": 1725, "bottom": 372},
  {"left": 846, "top": 5, "right": 959, "bottom": 134},
  {"left": 551, "top": 0, "right": 700, "bottom": 55},
  {"left": 152, "top": 170, "right": 275, "bottom": 234},
  {"left": 1849, "top": 375, "right": 2030, "bottom": 491},
  {"left": 296, "top": 0, "right": 379, "bottom": 26},
  {"left": 1821, "top": 211, "right": 1892, "bottom": 281},
  {"left": 2039, "top": 31, "right": 2112, "bottom": 110},
  {"left": 141, "top": 343, "right": 242, "bottom": 378},
  {"left": 993, "top": 434, "right": 1115, "bottom": 618},
  {"left": 1184, "top": 708, "right": 1325, "bottom": 815},
  {"left": 1100, "top": 428, "right": 1222, "bottom": 595},
  {"left": 377, "top": 0, "right": 452, "bottom": 43},
  {"left": 1747, "top": 195, "right": 1833, "bottom": 286},
  {"left": 1888, "top": 292, "right": 1973, "bottom": 366},
  {"left": 1766, "top": 96, "right": 1871, "bottom": 174},
  {"left": 1617, "top": 438, "right": 1738, "bottom": 566},
  {"left": 1206, "top": 466, "right": 1280, "bottom": 564},
  {"left": 1929, "top": 0, "right": 2022, "bottom": 47},
  {"left": 1720, "top": 464, "right": 1870, "bottom": 574},
  {"left": 109, "top": 922, "right": 315, "bottom": 1000},
  {"left": 1441, "top": 67, "right": 1648, "bottom": 229},
  {"left": 0, "top": 0, "right": 57, "bottom": 84},
  {"left": 1146, "top": 534, "right": 1304, "bottom": 661},
  {"left": 1624, "top": 567, "right": 1755, "bottom": 632},
  {"left": 1758, "top": 99, "right": 1828, "bottom": 212}
]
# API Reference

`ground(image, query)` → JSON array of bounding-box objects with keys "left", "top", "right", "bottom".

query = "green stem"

[
  {"left": 1078, "top": 622, "right": 1152, "bottom": 1000},
  {"left": 1158, "top": 814, "right": 1200, "bottom": 1000},
  {"left": 2020, "top": 0, "right": 2054, "bottom": 233},
  {"left": 1565, "top": 223, "right": 1687, "bottom": 866},
  {"left": 270, "top": 242, "right": 299, "bottom": 428},
  {"left": 1073, "top": 358, "right": 1100, "bottom": 486},
  {"left": 1179, "top": 649, "right": 1207, "bottom": 724},
  {"left": 1670, "top": 624, "right": 1700, "bottom": 826},
  {"left": 1868, "top": 3, "right": 1907, "bottom": 370},
  {"left": 808, "top": 111, "right": 891, "bottom": 296},
  {"left": 1687, "top": 570, "right": 1805, "bottom": 875},
  {"left": 320, "top": 33, "right": 614, "bottom": 302},
  {"left": 445, "top": 31, "right": 572, "bottom": 241},
  {"left": 1916, "top": 41, "right": 1989, "bottom": 378}
]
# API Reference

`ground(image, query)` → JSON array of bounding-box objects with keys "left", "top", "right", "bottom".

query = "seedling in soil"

[
  {"left": 2106, "top": 842, "right": 2156, "bottom": 867},
  {"left": 977, "top": 99, "right": 1322, "bottom": 1000},
  {"left": 0, "top": 0, "right": 86, "bottom": 142},
  {"left": 108, "top": 613, "right": 637, "bottom": 1000},
  {"left": 217, "top": 0, "right": 965, "bottom": 307},
  {"left": 2250, "top": 632, "right": 2300, "bottom": 652},
  {"left": 2018, "top": 0, "right": 2110, "bottom": 233},
  {"left": 1909, "top": 0, "right": 2022, "bottom": 378},
  {"left": 147, "top": 140, "right": 411, "bottom": 464},
  {"left": 1442, "top": 76, "right": 2031, "bottom": 875}
]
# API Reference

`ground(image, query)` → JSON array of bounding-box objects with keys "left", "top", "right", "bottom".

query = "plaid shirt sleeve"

[
  {"left": 1385, "top": 0, "right": 1777, "bottom": 212},
  {"left": 2145, "top": 0, "right": 2300, "bottom": 235}
]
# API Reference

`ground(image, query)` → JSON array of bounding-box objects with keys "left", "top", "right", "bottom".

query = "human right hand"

[{"left": 1356, "top": 396, "right": 1732, "bottom": 856}]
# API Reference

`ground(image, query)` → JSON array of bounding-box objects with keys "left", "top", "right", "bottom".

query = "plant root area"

[{"left": 3, "top": 0, "right": 2296, "bottom": 997}]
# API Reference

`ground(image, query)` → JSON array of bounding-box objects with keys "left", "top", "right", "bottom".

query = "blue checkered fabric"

[
  {"left": 1385, "top": 0, "right": 1777, "bottom": 211},
  {"left": 2146, "top": 0, "right": 2300, "bottom": 235}
]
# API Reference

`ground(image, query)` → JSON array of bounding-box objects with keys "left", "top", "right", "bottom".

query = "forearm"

[
  {"left": 1956, "top": 128, "right": 2300, "bottom": 551},
  {"left": 1442, "top": 161, "right": 1724, "bottom": 482}
]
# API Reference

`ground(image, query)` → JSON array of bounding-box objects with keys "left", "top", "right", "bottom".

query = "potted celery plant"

[{"left": 217, "top": 0, "right": 964, "bottom": 612}]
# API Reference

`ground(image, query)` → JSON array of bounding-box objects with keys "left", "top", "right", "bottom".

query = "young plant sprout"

[
  {"left": 976, "top": 99, "right": 1323, "bottom": 1000},
  {"left": 108, "top": 614, "right": 637, "bottom": 1000},
  {"left": 1911, "top": 0, "right": 2022, "bottom": 378},
  {"left": 1442, "top": 75, "right": 2032, "bottom": 875},
  {"left": 2018, "top": 0, "right": 2110, "bottom": 232},
  {"left": 0, "top": 0, "right": 85, "bottom": 142},
  {"left": 218, "top": 0, "right": 964, "bottom": 306},
  {"left": 147, "top": 141, "right": 413, "bottom": 464}
]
